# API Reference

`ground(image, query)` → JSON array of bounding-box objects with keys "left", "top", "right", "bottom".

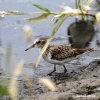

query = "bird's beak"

[{"left": 25, "top": 44, "right": 36, "bottom": 51}]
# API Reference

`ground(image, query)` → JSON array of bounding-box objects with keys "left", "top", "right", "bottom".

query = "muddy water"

[{"left": 0, "top": 0, "right": 100, "bottom": 76}]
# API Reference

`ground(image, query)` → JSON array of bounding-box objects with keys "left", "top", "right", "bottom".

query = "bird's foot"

[
  {"left": 48, "top": 65, "right": 56, "bottom": 76},
  {"left": 63, "top": 65, "right": 67, "bottom": 73},
  {"left": 64, "top": 69, "right": 67, "bottom": 73},
  {"left": 47, "top": 70, "right": 56, "bottom": 76}
]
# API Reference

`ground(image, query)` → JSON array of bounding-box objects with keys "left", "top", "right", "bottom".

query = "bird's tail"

[
  {"left": 83, "top": 48, "right": 93, "bottom": 51},
  {"left": 76, "top": 48, "right": 93, "bottom": 54}
]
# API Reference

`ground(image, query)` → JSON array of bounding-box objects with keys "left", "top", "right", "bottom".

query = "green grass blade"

[
  {"left": 26, "top": 13, "right": 50, "bottom": 22},
  {"left": 0, "top": 86, "right": 9, "bottom": 96},
  {"left": 35, "top": 16, "right": 66, "bottom": 67},
  {"left": 54, "top": 14, "right": 65, "bottom": 24},
  {"left": 33, "top": 4, "right": 51, "bottom": 13}
]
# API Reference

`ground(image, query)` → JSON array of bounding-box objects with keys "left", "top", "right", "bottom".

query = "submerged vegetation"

[{"left": 0, "top": 0, "right": 100, "bottom": 99}]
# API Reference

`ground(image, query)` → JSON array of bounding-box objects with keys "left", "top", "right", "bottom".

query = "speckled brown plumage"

[
  {"left": 44, "top": 45, "right": 92, "bottom": 61},
  {"left": 25, "top": 37, "right": 93, "bottom": 75}
]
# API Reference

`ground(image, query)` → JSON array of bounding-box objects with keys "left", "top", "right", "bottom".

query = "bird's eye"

[{"left": 37, "top": 40, "right": 40, "bottom": 43}]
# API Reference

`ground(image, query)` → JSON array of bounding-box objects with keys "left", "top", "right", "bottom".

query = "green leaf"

[
  {"left": 33, "top": 4, "right": 51, "bottom": 13},
  {"left": 6, "top": 10, "right": 27, "bottom": 15},
  {"left": 54, "top": 14, "right": 65, "bottom": 24},
  {"left": 0, "top": 85, "right": 9, "bottom": 96},
  {"left": 26, "top": 13, "right": 50, "bottom": 22},
  {"left": 35, "top": 16, "right": 66, "bottom": 67}
]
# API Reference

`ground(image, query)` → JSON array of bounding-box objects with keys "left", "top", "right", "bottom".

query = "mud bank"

[{"left": 0, "top": 50, "right": 100, "bottom": 100}]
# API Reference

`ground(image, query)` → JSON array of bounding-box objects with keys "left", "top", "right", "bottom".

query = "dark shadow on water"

[
  {"left": 94, "top": 0, "right": 100, "bottom": 11},
  {"left": 67, "top": 20, "right": 95, "bottom": 48}
]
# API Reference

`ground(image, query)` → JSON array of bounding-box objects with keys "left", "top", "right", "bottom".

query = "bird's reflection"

[{"left": 67, "top": 20, "right": 95, "bottom": 48}]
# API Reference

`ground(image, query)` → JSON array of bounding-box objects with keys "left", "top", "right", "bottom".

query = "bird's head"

[{"left": 25, "top": 37, "right": 47, "bottom": 51}]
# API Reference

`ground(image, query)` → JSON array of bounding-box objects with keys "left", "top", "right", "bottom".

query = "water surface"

[{"left": 0, "top": 0, "right": 99, "bottom": 75}]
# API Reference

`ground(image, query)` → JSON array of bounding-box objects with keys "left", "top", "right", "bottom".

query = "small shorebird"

[{"left": 25, "top": 37, "right": 93, "bottom": 75}]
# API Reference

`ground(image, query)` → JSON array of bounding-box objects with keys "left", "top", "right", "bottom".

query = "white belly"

[{"left": 42, "top": 55, "right": 76, "bottom": 65}]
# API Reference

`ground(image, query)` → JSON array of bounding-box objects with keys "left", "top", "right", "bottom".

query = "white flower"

[{"left": 60, "top": 6, "right": 81, "bottom": 14}]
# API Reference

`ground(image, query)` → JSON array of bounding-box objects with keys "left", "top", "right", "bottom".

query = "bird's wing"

[
  {"left": 50, "top": 45, "right": 75, "bottom": 60},
  {"left": 50, "top": 46, "right": 92, "bottom": 61}
]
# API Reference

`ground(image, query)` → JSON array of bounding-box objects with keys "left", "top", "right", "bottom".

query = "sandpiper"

[{"left": 25, "top": 37, "right": 93, "bottom": 75}]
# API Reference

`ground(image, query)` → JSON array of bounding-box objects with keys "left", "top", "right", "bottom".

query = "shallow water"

[
  {"left": 0, "top": 0, "right": 100, "bottom": 76},
  {"left": 0, "top": 0, "right": 75, "bottom": 73}
]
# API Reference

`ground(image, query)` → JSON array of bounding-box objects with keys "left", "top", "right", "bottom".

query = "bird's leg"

[
  {"left": 63, "top": 65, "right": 67, "bottom": 73},
  {"left": 48, "top": 64, "right": 56, "bottom": 75}
]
